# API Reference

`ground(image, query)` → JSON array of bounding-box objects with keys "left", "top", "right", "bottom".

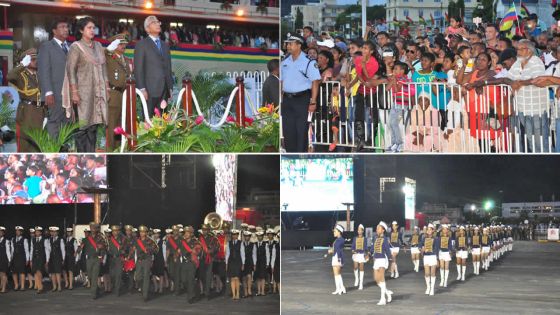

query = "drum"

[{"left": 123, "top": 258, "right": 136, "bottom": 272}]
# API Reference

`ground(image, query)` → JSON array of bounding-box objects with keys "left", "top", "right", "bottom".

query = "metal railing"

[{"left": 307, "top": 81, "right": 558, "bottom": 153}]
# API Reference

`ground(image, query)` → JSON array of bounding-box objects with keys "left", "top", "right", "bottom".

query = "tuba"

[{"left": 204, "top": 212, "right": 223, "bottom": 230}]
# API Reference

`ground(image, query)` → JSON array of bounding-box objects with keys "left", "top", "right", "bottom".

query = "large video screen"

[
  {"left": 0, "top": 154, "right": 107, "bottom": 205},
  {"left": 214, "top": 154, "right": 237, "bottom": 221},
  {"left": 281, "top": 157, "right": 354, "bottom": 211}
]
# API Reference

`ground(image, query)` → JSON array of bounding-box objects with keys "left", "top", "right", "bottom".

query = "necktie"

[
  {"left": 155, "top": 38, "right": 162, "bottom": 54},
  {"left": 62, "top": 42, "right": 68, "bottom": 55}
]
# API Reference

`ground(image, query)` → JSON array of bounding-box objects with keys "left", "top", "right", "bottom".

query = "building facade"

[
  {"left": 291, "top": 0, "right": 348, "bottom": 32},
  {"left": 502, "top": 202, "right": 560, "bottom": 218},
  {"left": 385, "top": 0, "right": 479, "bottom": 29}
]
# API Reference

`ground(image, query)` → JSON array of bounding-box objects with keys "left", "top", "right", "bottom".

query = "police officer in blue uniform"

[{"left": 281, "top": 33, "right": 321, "bottom": 152}]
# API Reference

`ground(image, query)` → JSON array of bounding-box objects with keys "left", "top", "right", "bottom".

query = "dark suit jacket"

[
  {"left": 262, "top": 74, "right": 279, "bottom": 106},
  {"left": 133, "top": 36, "right": 173, "bottom": 98},
  {"left": 37, "top": 39, "right": 67, "bottom": 103}
]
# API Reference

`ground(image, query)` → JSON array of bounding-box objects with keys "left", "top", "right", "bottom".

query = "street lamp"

[
  {"left": 471, "top": 204, "right": 476, "bottom": 211},
  {"left": 484, "top": 200, "right": 494, "bottom": 211}
]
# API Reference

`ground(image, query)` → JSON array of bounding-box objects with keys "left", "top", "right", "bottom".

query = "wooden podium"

[
  {"left": 341, "top": 202, "right": 354, "bottom": 231},
  {"left": 81, "top": 187, "right": 111, "bottom": 224}
]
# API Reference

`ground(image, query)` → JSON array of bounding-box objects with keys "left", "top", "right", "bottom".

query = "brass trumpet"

[{"left": 204, "top": 212, "right": 223, "bottom": 230}]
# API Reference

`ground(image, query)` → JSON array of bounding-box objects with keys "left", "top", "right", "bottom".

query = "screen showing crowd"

[{"left": 0, "top": 154, "right": 107, "bottom": 205}]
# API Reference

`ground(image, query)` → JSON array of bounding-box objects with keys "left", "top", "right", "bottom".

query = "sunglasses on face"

[{"left": 407, "top": 50, "right": 416, "bottom": 53}]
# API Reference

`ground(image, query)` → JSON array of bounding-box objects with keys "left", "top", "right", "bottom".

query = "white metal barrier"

[{"left": 308, "top": 81, "right": 558, "bottom": 153}]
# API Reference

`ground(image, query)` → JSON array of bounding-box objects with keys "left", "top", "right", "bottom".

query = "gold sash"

[
  {"left": 425, "top": 238, "right": 433, "bottom": 252},
  {"left": 441, "top": 236, "right": 448, "bottom": 249},
  {"left": 411, "top": 234, "right": 418, "bottom": 245},
  {"left": 473, "top": 235, "right": 480, "bottom": 246},
  {"left": 391, "top": 232, "right": 398, "bottom": 243},
  {"left": 482, "top": 235, "right": 488, "bottom": 244},
  {"left": 459, "top": 237, "right": 465, "bottom": 248}
]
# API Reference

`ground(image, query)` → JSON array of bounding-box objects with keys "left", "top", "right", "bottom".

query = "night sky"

[
  {"left": 388, "top": 155, "right": 560, "bottom": 207},
  {"left": 237, "top": 155, "right": 280, "bottom": 196}
]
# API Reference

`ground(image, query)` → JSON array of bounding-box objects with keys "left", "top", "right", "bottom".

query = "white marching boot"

[
  {"left": 354, "top": 269, "right": 359, "bottom": 287},
  {"left": 358, "top": 271, "right": 364, "bottom": 290},
  {"left": 456, "top": 265, "right": 461, "bottom": 280},
  {"left": 461, "top": 266, "right": 466, "bottom": 281},
  {"left": 394, "top": 265, "right": 399, "bottom": 279},
  {"left": 332, "top": 276, "right": 340, "bottom": 295},
  {"left": 444, "top": 269, "right": 449, "bottom": 287},
  {"left": 377, "top": 282, "right": 386, "bottom": 305},
  {"left": 429, "top": 276, "right": 436, "bottom": 296},
  {"left": 425, "top": 277, "right": 430, "bottom": 295},
  {"left": 439, "top": 269, "right": 444, "bottom": 286},
  {"left": 338, "top": 275, "right": 346, "bottom": 294}
]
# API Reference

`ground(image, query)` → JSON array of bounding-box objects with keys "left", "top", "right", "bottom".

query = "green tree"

[
  {"left": 335, "top": 5, "right": 386, "bottom": 30},
  {"left": 448, "top": 0, "right": 458, "bottom": 19},
  {"left": 295, "top": 8, "right": 303, "bottom": 30},
  {"left": 473, "top": 0, "right": 494, "bottom": 22},
  {"left": 457, "top": 0, "right": 465, "bottom": 19}
]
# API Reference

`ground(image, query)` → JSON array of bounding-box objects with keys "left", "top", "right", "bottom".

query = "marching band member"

[
  {"left": 254, "top": 231, "right": 270, "bottom": 296},
  {"left": 0, "top": 227, "right": 12, "bottom": 293},
  {"left": 30, "top": 227, "right": 49, "bottom": 294},
  {"left": 214, "top": 229, "right": 227, "bottom": 295},
  {"left": 132, "top": 225, "right": 158, "bottom": 301},
  {"left": 63, "top": 228, "right": 78, "bottom": 290},
  {"left": 151, "top": 229, "right": 165, "bottom": 294},
  {"left": 198, "top": 224, "right": 219, "bottom": 300},
  {"left": 329, "top": 224, "right": 346, "bottom": 295},
  {"left": 166, "top": 225, "right": 182, "bottom": 295},
  {"left": 370, "top": 221, "right": 393, "bottom": 305},
  {"left": 102, "top": 228, "right": 112, "bottom": 293},
  {"left": 108, "top": 225, "right": 128, "bottom": 296},
  {"left": 408, "top": 226, "right": 422, "bottom": 272},
  {"left": 226, "top": 229, "right": 242, "bottom": 300},
  {"left": 179, "top": 226, "right": 201, "bottom": 304},
  {"left": 241, "top": 230, "right": 256, "bottom": 298},
  {"left": 420, "top": 223, "right": 439, "bottom": 296},
  {"left": 389, "top": 221, "right": 403, "bottom": 278},
  {"left": 27, "top": 228, "right": 35, "bottom": 290},
  {"left": 162, "top": 228, "right": 173, "bottom": 292},
  {"left": 266, "top": 229, "right": 278, "bottom": 294},
  {"left": 438, "top": 225, "right": 453, "bottom": 287},
  {"left": 273, "top": 231, "right": 280, "bottom": 293},
  {"left": 11, "top": 226, "right": 29, "bottom": 291},
  {"left": 47, "top": 226, "right": 65, "bottom": 292},
  {"left": 481, "top": 227, "right": 492, "bottom": 270},
  {"left": 507, "top": 226, "right": 514, "bottom": 252},
  {"left": 79, "top": 222, "right": 107, "bottom": 299},
  {"left": 455, "top": 226, "right": 469, "bottom": 281},
  {"left": 351, "top": 224, "right": 368, "bottom": 290},
  {"left": 471, "top": 227, "right": 482, "bottom": 275}
]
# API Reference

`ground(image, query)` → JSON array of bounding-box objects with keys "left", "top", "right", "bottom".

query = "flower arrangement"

[{"left": 114, "top": 103, "right": 279, "bottom": 153}]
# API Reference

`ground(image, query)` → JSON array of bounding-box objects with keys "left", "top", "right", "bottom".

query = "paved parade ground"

[
  {"left": 281, "top": 241, "right": 560, "bottom": 315},
  {"left": 0, "top": 287, "right": 279, "bottom": 314}
]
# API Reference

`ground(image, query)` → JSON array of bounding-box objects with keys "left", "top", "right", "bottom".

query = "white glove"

[
  {"left": 107, "top": 39, "right": 121, "bottom": 52},
  {"left": 21, "top": 55, "right": 31, "bottom": 67}
]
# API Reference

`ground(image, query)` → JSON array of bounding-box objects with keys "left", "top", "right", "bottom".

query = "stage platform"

[
  {"left": 0, "top": 286, "right": 279, "bottom": 314},
  {"left": 281, "top": 241, "right": 560, "bottom": 314}
]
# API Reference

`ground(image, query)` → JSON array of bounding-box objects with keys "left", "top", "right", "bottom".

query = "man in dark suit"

[
  {"left": 38, "top": 18, "right": 70, "bottom": 138},
  {"left": 134, "top": 15, "right": 174, "bottom": 117},
  {"left": 262, "top": 59, "right": 279, "bottom": 106}
]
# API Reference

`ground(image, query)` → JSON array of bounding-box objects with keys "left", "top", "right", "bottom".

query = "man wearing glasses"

[
  {"left": 405, "top": 43, "right": 422, "bottom": 73},
  {"left": 134, "top": 16, "right": 174, "bottom": 117}
]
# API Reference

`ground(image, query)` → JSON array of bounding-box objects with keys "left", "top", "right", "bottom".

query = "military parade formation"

[
  {"left": 0, "top": 220, "right": 280, "bottom": 303},
  {"left": 329, "top": 221, "right": 514, "bottom": 305}
]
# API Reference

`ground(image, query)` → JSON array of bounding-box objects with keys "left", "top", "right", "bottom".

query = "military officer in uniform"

[
  {"left": 30, "top": 226, "right": 48, "bottom": 294},
  {"left": 0, "top": 227, "right": 12, "bottom": 293},
  {"left": 11, "top": 226, "right": 29, "bottom": 291},
  {"left": 132, "top": 225, "right": 158, "bottom": 301},
  {"left": 179, "top": 226, "right": 201, "bottom": 304},
  {"left": 63, "top": 227, "right": 78, "bottom": 290},
  {"left": 281, "top": 33, "right": 321, "bottom": 152},
  {"left": 123, "top": 225, "right": 136, "bottom": 293},
  {"left": 198, "top": 224, "right": 219, "bottom": 300},
  {"left": 47, "top": 226, "right": 65, "bottom": 292},
  {"left": 79, "top": 222, "right": 107, "bottom": 299},
  {"left": 166, "top": 225, "right": 182, "bottom": 295},
  {"left": 105, "top": 34, "right": 132, "bottom": 151},
  {"left": 7, "top": 48, "right": 46, "bottom": 152},
  {"left": 108, "top": 225, "right": 129, "bottom": 296}
]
